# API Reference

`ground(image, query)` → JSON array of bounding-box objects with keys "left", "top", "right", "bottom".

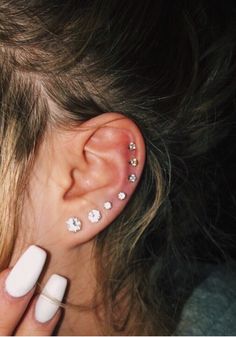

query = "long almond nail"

[
  {"left": 5, "top": 245, "right": 47, "bottom": 297},
  {"left": 35, "top": 274, "right": 67, "bottom": 323}
]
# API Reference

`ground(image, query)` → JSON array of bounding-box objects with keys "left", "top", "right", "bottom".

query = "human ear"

[{"left": 29, "top": 112, "right": 146, "bottom": 248}]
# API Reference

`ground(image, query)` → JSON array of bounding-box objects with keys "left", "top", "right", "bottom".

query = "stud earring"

[
  {"left": 66, "top": 217, "right": 82, "bottom": 233},
  {"left": 104, "top": 201, "right": 112, "bottom": 210},
  {"left": 118, "top": 192, "right": 127, "bottom": 200},
  {"left": 129, "top": 157, "right": 138, "bottom": 167},
  {"left": 88, "top": 209, "right": 102, "bottom": 223},
  {"left": 128, "top": 142, "right": 136, "bottom": 151},
  {"left": 128, "top": 173, "right": 137, "bottom": 183}
]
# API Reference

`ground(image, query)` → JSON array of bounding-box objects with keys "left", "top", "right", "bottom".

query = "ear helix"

[{"left": 66, "top": 141, "right": 139, "bottom": 233}]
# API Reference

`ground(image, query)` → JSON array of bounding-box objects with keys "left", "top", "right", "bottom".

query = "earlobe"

[{"left": 37, "top": 112, "right": 145, "bottom": 248}]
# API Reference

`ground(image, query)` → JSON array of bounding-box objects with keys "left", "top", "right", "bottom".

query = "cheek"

[{"left": 20, "top": 173, "right": 64, "bottom": 245}]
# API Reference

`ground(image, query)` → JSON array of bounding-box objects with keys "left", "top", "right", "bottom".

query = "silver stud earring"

[
  {"left": 104, "top": 201, "right": 112, "bottom": 210},
  {"left": 88, "top": 209, "right": 102, "bottom": 223},
  {"left": 118, "top": 192, "right": 127, "bottom": 200},
  {"left": 128, "top": 174, "right": 137, "bottom": 183},
  {"left": 66, "top": 217, "right": 82, "bottom": 233},
  {"left": 128, "top": 142, "right": 136, "bottom": 151},
  {"left": 129, "top": 157, "right": 138, "bottom": 167}
]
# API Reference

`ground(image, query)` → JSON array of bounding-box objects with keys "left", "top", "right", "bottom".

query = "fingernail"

[
  {"left": 35, "top": 274, "right": 67, "bottom": 323},
  {"left": 5, "top": 245, "right": 47, "bottom": 298}
]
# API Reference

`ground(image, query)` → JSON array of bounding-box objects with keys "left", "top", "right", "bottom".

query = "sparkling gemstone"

[
  {"left": 128, "top": 174, "right": 137, "bottom": 183},
  {"left": 129, "top": 157, "right": 138, "bottom": 167},
  {"left": 128, "top": 142, "right": 136, "bottom": 151},
  {"left": 66, "top": 217, "right": 82, "bottom": 233},
  {"left": 104, "top": 201, "right": 112, "bottom": 210},
  {"left": 88, "top": 209, "right": 102, "bottom": 223},
  {"left": 118, "top": 192, "right": 127, "bottom": 200}
]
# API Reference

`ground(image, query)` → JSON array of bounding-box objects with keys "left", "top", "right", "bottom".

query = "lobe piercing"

[
  {"left": 128, "top": 142, "right": 136, "bottom": 151},
  {"left": 88, "top": 209, "right": 102, "bottom": 223},
  {"left": 129, "top": 157, "right": 138, "bottom": 167},
  {"left": 128, "top": 174, "right": 137, "bottom": 183},
  {"left": 104, "top": 201, "right": 112, "bottom": 210},
  {"left": 66, "top": 217, "right": 82, "bottom": 233},
  {"left": 118, "top": 192, "right": 127, "bottom": 200}
]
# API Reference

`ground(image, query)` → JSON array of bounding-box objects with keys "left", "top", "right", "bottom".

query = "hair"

[{"left": 0, "top": 0, "right": 235, "bottom": 334}]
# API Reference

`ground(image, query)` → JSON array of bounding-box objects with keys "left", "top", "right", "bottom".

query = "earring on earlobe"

[
  {"left": 118, "top": 191, "right": 127, "bottom": 200},
  {"left": 104, "top": 201, "right": 112, "bottom": 210},
  {"left": 88, "top": 209, "right": 102, "bottom": 223},
  {"left": 66, "top": 217, "right": 82, "bottom": 232},
  {"left": 66, "top": 141, "right": 137, "bottom": 233}
]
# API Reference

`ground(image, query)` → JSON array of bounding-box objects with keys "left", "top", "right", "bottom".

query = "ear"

[{"left": 28, "top": 112, "right": 145, "bottom": 248}]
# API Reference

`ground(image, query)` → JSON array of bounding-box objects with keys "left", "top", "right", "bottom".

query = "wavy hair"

[{"left": 0, "top": 0, "right": 235, "bottom": 334}]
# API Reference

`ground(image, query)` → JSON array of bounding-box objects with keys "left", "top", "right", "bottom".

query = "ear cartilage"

[
  {"left": 128, "top": 142, "right": 136, "bottom": 151},
  {"left": 128, "top": 174, "right": 137, "bottom": 183},
  {"left": 88, "top": 209, "right": 102, "bottom": 223},
  {"left": 129, "top": 157, "right": 138, "bottom": 167},
  {"left": 118, "top": 192, "right": 127, "bottom": 200},
  {"left": 66, "top": 217, "right": 82, "bottom": 233},
  {"left": 104, "top": 201, "right": 113, "bottom": 210}
]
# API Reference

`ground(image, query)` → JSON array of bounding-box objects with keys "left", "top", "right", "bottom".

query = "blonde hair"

[{"left": 0, "top": 0, "right": 235, "bottom": 334}]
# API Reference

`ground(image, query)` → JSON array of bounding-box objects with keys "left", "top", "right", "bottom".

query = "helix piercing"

[
  {"left": 128, "top": 174, "right": 137, "bottom": 183},
  {"left": 129, "top": 157, "right": 138, "bottom": 167},
  {"left": 128, "top": 142, "right": 136, "bottom": 151},
  {"left": 66, "top": 217, "right": 82, "bottom": 233}
]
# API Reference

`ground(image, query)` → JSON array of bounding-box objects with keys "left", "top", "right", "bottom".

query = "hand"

[{"left": 0, "top": 245, "right": 67, "bottom": 336}]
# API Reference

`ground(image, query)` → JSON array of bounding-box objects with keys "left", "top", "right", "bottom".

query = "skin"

[{"left": 0, "top": 112, "right": 146, "bottom": 335}]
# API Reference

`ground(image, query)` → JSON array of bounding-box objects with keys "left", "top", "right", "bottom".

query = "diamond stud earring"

[
  {"left": 88, "top": 209, "right": 102, "bottom": 223},
  {"left": 104, "top": 201, "right": 112, "bottom": 210},
  {"left": 129, "top": 157, "right": 138, "bottom": 167},
  {"left": 118, "top": 192, "right": 127, "bottom": 200},
  {"left": 66, "top": 217, "right": 82, "bottom": 233},
  {"left": 128, "top": 174, "right": 137, "bottom": 183},
  {"left": 128, "top": 142, "right": 136, "bottom": 151}
]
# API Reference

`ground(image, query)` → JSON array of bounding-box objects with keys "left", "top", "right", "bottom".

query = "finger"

[
  {"left": 15, "top": 274, "right": 67, "bottom": 336},
  {"left": 0, "top": 270, "right": 36, "bottom": 336},
  {"left": 0, "top": 245, "right": 47, "bottom": 336},
  {"left": 15, "top": 301, "right": 62, "bottom": 336}
]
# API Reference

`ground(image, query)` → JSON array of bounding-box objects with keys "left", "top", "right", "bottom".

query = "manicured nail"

[
  {"left": 35, "top": 274, "right": 67, "bottom": 323},
  {"left": 5, "top": 245, "right": 47, "bottom": 298}
]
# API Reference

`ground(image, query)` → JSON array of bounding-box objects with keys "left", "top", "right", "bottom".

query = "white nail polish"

[
  {"left": 5, "top": 245, "right": 47, "bottom": 298},
  {"left": 35, "top": 274, "right": 67, "bottom": 323}
]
